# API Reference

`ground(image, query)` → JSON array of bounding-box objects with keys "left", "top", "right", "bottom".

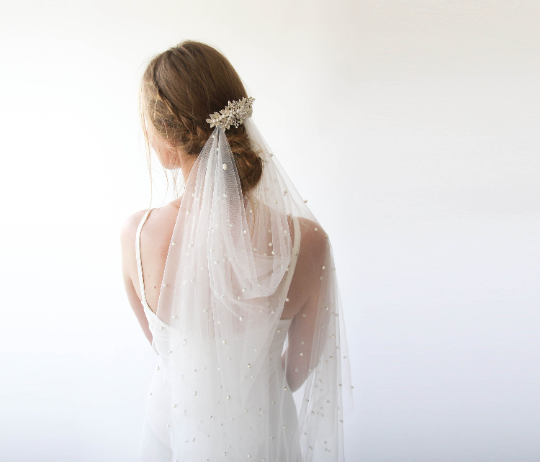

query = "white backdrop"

[{"left": 1, "top": 1, "right": 539, "bottom": 461}]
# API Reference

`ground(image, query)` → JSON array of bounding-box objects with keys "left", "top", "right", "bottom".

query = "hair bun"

[{"left": 225, "top": 126, "right": 263, "bottom": 192}]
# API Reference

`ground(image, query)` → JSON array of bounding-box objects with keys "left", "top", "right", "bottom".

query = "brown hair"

[{"left": 139, "top": 40, "right": 263, "bottom": 193}]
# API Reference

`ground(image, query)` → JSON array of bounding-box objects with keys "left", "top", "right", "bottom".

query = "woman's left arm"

[{"left": 120, "top": 212, "right": 153, "bottom": 344}]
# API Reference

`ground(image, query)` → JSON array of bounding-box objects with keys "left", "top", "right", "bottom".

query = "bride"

[{"left": 120, "top": 40, "right": 353, "bottom": 461}]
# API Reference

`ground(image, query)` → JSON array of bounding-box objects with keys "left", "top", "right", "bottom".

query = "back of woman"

[{"left": 121, "top": 40, "right": 353, "bottom": 462}]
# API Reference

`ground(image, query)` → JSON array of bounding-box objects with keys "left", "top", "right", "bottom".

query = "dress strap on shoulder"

[{"left": 135, "top": 209, "right": 153, "bottom": 310}]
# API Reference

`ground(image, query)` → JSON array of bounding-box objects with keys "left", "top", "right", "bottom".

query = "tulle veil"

[{"left": 139, "top": 114, "right": 354, "bottom": 461}]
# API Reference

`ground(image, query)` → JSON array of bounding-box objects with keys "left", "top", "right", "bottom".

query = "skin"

[{"left": 120, "top": 118, "right": 328, "bottom": 392}]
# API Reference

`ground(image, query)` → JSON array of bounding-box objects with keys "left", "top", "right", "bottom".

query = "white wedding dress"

[{"left": 136, "top": 208, "right": 302, "bottom": 461}]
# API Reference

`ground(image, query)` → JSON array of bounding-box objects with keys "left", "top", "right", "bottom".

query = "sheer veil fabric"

[{"left": 138, "top": 117, "right": 354, "bottom": 461}]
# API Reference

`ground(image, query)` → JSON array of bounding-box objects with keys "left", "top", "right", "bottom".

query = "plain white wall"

[{"left": 1, "top": 1, "right": 539, "bottom": 461}]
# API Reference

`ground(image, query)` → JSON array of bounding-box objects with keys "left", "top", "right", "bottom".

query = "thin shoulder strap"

[
  {"left": 282, "top": 215, "right": 301, "bottom": 297},
  {"left": 135, "top": 209, "right": 153, "bottom": 309}
]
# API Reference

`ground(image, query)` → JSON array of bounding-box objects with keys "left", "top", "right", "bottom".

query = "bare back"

[{"left": 121, "top": 198, "right": 325, "bottom": 328}]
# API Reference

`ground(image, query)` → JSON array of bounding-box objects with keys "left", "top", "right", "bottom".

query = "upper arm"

[
  {"left": 120, "top": 210, "right": 146, "bottom": 287},
  {"left": 284, "top": 219, "right": 329, "bottom": 391},
  {"left": 120, "top": 210, "right": 153, "bottom": 343}
]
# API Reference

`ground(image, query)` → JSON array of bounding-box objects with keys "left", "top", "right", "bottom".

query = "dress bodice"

[
  {"left": 136, "top": 209, "right": 302, "bottom": 462},
  {"left": 142, "top": 303, "right": 293, "bottom": 360}
]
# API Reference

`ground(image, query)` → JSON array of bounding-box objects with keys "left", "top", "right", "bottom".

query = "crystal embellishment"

[{"left": 206, "top": 97, "right": 255, "bottom": 131}]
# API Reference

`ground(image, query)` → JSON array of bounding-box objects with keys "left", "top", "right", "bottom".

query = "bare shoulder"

[
  {"left": 141, "top": 202, "right": 179, "bottom": 238},
  {"left": 296, "top": 216, "right": 328, "bottom": 260},
  {"left": 120, "top": 202, "right": 179, "bottom": 250},
  {"left": 120, "top": 209, "right": 148, "bottom": 252}
]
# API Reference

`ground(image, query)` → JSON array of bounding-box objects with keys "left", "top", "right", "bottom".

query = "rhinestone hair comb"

[{"left": 206, "top": 96, "right": 255, "bottom": 131}]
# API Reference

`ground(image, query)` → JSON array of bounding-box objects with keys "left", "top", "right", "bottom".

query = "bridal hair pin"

[{"left": 206, "top": 96, "right": 255, "bottom": 131}]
